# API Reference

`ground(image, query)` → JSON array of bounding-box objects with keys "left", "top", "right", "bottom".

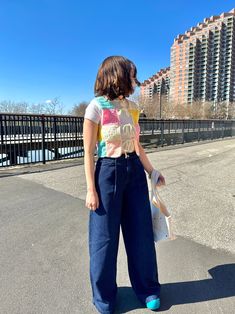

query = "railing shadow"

[{"left": 115, "top": 264, "right": 235, "bottom": 313}]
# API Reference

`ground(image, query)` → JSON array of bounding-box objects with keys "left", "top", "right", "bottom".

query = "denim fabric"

[{"left": 89, "top": 152, "right": 161, "bottom": 314}]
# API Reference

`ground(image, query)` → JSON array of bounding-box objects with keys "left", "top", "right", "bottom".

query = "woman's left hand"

[{"left": 156, "top": 173, "right": 166, "bottom": 187}]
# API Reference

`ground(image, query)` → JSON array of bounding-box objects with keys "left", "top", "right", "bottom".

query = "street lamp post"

[{"left": 159, "top": 80, "right": 163, "bottom": 119}]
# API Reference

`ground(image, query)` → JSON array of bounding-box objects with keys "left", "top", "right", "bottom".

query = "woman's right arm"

[{"left": 83, "top": 118, "right": 99, "bottom": 211}]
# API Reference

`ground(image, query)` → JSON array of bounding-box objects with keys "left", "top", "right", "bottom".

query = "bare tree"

[
  {"left": 0, "top": 97, "right": 64, "bottom": 115},
  {"left": 138, "top": 96, "right": 158, "bottom": 119},
  {"left": 69, "top": 101, "right": 88, "bottom": 117},
  {"left": 161, "top": 99, "right": 233, "bottom": 120},
  {"left": 29, "top": 103, "right": 46, "bottom": 114},
  {"left": 0, "top": 100, "right": 29, "bottom": 113},
  {"left": 43, "top": 97, "right": 64, "bottom": 115},
  {"left": 228, "top": 102, "right": 235, "bottom": 119},
  {"left": 209, "top": 101, "right": 235, "bottom": 120}
]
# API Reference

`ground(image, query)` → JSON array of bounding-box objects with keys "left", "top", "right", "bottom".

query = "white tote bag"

[{"left": 150, "top": 171, "right": 176, "bottom": 243}]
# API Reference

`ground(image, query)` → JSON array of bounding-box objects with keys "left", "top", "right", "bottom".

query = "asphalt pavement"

[{"left": 0, "top": 138, "right": 234, "bottom": 314}]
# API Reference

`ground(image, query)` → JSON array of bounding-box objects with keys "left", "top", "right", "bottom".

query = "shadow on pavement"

[{"left": 115, "top": 264, "right": 235, "bottom": 313}]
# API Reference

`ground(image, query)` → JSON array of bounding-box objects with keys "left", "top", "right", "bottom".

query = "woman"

[{"left": 83, "top": 56, "right": 165, "bottom": 314}]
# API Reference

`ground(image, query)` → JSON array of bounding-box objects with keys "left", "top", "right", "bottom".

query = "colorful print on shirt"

[{"left": 95, "top": 96, "right": 140, "bottom": 158}]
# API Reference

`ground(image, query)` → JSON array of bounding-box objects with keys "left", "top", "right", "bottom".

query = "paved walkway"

[{"left": 0, "top": 138, "right": 235, "bottom": 313}]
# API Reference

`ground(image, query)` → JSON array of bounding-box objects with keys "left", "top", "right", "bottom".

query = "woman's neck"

[{"left": 103, "top": 95, "right": 129, "bottom": 108}]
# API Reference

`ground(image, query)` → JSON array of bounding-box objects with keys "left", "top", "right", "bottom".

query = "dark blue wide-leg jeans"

[{"left": 89, "top": 152, "right": 161, "bottom": 314}]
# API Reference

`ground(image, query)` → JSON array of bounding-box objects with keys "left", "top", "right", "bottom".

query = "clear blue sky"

[{"left": 0, "top": 0, "right": 234, "bottom": 112}]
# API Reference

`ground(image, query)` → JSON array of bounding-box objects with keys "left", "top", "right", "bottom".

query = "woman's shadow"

[{"left": 114, "top": 264, "right": 235, "bottom": 313}]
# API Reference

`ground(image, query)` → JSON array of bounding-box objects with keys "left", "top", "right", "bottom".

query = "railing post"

[
  {"left": 182, "top": 120, "right": 185, "bottom": 144},
  {"left": 160, "top": 120, "right": 164, "bottom": 147},
  {"left": 41, "top": 114, "right": 46, "bottom": 164},
  {"left": 0, "top": 115, "right": 3, "bottom": 166},
  {"left": 211, "top": 121, "right": 214, "bottom": 140},
  {"left": 0, "top": 115, "right": 3, "bottom": 145},
  {"left": 232, "top": 120, "right": 235, "bottom": 137},
  {"left": 197, "top": 120, "right": 201, "bottom": 142},
  {"left": 54, "top": 117, "right": 59, "bottom": 160}
]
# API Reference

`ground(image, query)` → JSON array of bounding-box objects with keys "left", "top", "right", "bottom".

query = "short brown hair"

[{"left": 94, "top": 56, "right": 140, "bottom": 100}]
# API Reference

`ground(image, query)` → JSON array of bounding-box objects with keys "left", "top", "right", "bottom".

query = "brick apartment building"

[
  {"left": 170, "top": 8, "right": 235, "bottom": 104},
  {"left": 140, "top": 67, "right": 170, "bottom": 104},
  {"left": 141, "top": 8, "right": 235, "bottom": 107}
]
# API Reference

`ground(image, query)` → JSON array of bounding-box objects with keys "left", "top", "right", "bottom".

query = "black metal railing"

[
  {"left": 0, "top": 113, "right": 234, "bottom": 167},
  {"left": 0, "top": 113, "right": 84, "bottom": 167},
  {"left": 138, "top": 118, "right": 235, "bottom": 147}
]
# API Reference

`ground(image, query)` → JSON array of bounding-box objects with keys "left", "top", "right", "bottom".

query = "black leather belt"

[{"left": 121, "top": 151, "right": 137, "bottom": 158}]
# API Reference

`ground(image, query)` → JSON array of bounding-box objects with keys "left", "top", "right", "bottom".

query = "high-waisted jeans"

[{"left": 88, "top": 152, "right": 161, "bottom": 314}]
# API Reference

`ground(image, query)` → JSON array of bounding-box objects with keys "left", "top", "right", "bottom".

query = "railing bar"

[{"left": 0, "top": 114, "right": 234, "bottom": 167}]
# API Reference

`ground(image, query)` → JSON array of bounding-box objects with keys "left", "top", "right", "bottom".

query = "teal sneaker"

[{"left": 146, "top": 297, "right": 160, "bottom": 311}]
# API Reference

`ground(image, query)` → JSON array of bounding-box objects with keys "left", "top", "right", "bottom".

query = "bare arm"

[
  {"left": 138, "top": 142, "right": 166, "bottom": 186},
  {"left": 83, "top": 118, "right": 99, "bottom": 210},
  {"left": 138, "top": 142, "right": 154, "bottom": 176}
]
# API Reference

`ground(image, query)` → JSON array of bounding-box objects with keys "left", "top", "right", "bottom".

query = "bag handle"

[{"left": 151, "top": 172, "right": 171, "bottom": 218}]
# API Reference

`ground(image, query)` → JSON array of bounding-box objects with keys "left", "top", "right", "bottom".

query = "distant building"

[
  {"left": 170, "top": 8, "right": 235, "bottom": 104},
  {"left": 140, "top": 67, "right": 170, "bottom": 104}
]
